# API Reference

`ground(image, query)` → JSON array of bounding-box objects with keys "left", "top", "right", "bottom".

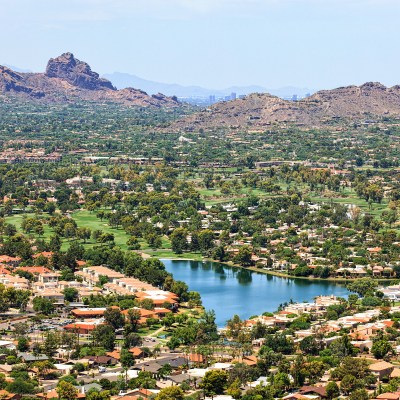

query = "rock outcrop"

[
  {"left": 0, "top": 65, "right": 44, "bottom": 98},
  {"left": 0, "top": 53, "right": 179, "bottom": 107},
  {"left": 45, "top": 52, "right": 115, "bottom": 91}
]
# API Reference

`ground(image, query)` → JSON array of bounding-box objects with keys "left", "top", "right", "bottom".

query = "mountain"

[
  {"left": 170, "top": 82, "right": 400, "bottom": 131},
  {"left": 103, "top": 72, "right": 312, "bottom": 99},
  {"left": 3, "top": 64, "right": 32, "bottom": 73},
  {"left": 0, "top": 53, "right": 180, "bottom": 107}
]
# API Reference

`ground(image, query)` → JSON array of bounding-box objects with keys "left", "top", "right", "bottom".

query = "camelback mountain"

[
  {"left": 171, "top": 82, "right": 400, "bottom": 130},
  {"left": 0, "top": 53, "right": 179, "bottom": 107}
]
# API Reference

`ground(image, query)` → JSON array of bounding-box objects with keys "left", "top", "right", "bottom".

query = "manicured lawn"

[
  {"left": 310, "top": 191, "right": 389, "bottom": 217},
  {"left": 145, "top": 249, "right": 204, "bottom": 260},
  {"left": 5, "top": 213, "right": 56, "bottom": 242},
  {"left": 71, "top": 210, "right": 131, "bottom": 250}
]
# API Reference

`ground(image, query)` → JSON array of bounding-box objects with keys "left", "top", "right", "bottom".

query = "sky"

[{"left": 1, "top": 0, "right": 399, "bottom": 90}]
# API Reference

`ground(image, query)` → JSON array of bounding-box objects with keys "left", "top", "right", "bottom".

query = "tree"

[
  {"left": 326, "top": 381, "right": 340, "bottom": 400},
  {"left": 154, "top": 386, "right": 184, "bottom": 400},
  {"left": 145, "top": 233, "right": 162, "bottom": 250},
  {"left": 120, "top": 349, "right": 135, "bottom": 368},
  {"left": 234, "top": 245, "right": 253, "bottom": 267},
  {"left": 77, "top": 227, "right": 91, "bottom": 243},
  {"left": 263, "top": 333, "right": 294, "bottom": 355},
  {"left": 340, "top": 374, "right": 359, "bottom": 395},
  {"left": 329, "top": 335, "right": 356, "bottom": 358},
  {"left": 227, "top": 378, "right": 242, "bottom": 399},
  {"left": 104, "top": 307, "right": 125, "bottom": 330},
  {"left": 200, "top": 370, "right": 228, "bottom": 398},
  {"left": 158, "top": 364, "right": 172, "bottom": 378},
  {"left": 125, "top": 309, "right": 141, "bottom": 332},
  {"left": 227, "top": 315, "right": 245, "bottom": 340},
  {"left": 346, "top": 278, "right": 378, "bottom": 297},
  {"left": 49, "top": 235, "right": 62, "bottom": 252},
  {"left": 140, "top": 299, "right": 154, "bottom": 310},
  {"left": 349, "top": 389, "right": 369, "bottom": 400},
  {"left": 382, "top": 209, "right": 397, "bottom": 228},
  {"left": 34, "top": 360, "right": 55, "bottom": 381},
  {"left": 92, "top": 325, "right": 116, "bottom": 351},
  {"left": 131, "top": 371, "right": 156, "bottom": 389},
  {"left": 197, "top": 310, "right": 219, "bottom": 343},
  {"left": 272, "top": 372, "right": 290, "bottom": 394},
  {"left": 6, "top": 378, "right": 35, "bottom": 394},
  {"left": 127, "top": 236, "right": 141, "bottom": 250},
  {"left": 170, "top": 228, "right": 188, "bottom": 254},
  {"left": 63, "top": 287, "right": 79, "bottom": 302},
  {"left": 331, "top": 357, "right": 370, "bottom": 381},
  {"left": 13, "top": 322, "right": 29, "bottom": 337},
  {"left": 162, "top": 313, "right": 175, "bottom": 329},
  {"left": 86, "top": 390, "right": 111, "bottom": 400},
  {"left": 43, "top": 331, "right": 59, "bottom": 356},
  {"left": 299, "top": 335, "right": 322, "bottom": 355},
  {"left": 64, "top": 223, "right": 77, "bottom": 239},
  {"left": 306, "top": 360, "right": 326, "bottom": 384},
  {"left": 198, "top": 229, "right": 215, "bottom": 253},
  {"left": 17, "top": 336, "right": 29, "bottom": 352},
  {"left": 213, "top": 245, "right": 227, "bottom": 262},
  {"left": 0, "top": 373, "right": 6, "bottom": 390},
  {"left": 124, "top": 332, "right": 142, "bottom": 349},
  {"left": 372, "top": 339, "right": 393, "bottom": 359},
  {"left": 291, "top": 354, "right": 306, "bottom": 387},
  {"left": 32, "top": 297, "right": 55, "bottom": 315},
  {"left": 56, "top": 380, "right": 78, "bottom": 400}
]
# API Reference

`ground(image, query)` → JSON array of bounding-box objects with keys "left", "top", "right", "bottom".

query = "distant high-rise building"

[
  {"left": 292, "top": 94, "right": 298, "bottom": 101},
  {"left": 209, "top": 95, "right": 216, "bottom": 104},
  {"left": 224, "top": 95, "right": 231, "bottom": 101},
  {"left": 231, "top": 92, "right": 237, "bottom": 100},
  {"left": 239, "top": 95, "right": 246, "bottom": 100},
  {"left": 305, "top": 93, "right": 311, "bottom": 98}
]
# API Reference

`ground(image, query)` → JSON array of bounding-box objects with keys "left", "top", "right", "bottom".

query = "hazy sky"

[{"left": 1, "top": 0, "right": 399, "bottom": 90}]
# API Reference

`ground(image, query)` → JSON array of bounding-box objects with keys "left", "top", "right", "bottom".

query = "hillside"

[
  {"left": 171, "top": 82, "right": 400, "bottom": 131},
  {"left": 0, "top": 53, "right": 180, "bottom": 108}
]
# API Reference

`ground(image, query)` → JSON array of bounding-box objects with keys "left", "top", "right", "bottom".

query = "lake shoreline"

[
  {"left": 159, "top": 256, "right": 398, "bottom": 284},
  {"left": 162, "top": 259, "right": 351, "bottom": 327}
]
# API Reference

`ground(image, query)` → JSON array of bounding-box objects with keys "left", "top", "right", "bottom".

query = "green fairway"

[{"left": 71, "top": 210, "right": 131, "bottom": 250}]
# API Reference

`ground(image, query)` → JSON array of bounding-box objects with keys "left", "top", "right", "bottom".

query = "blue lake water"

[{"left": 162, "top": 259, "right": 350, "bottom": 327}]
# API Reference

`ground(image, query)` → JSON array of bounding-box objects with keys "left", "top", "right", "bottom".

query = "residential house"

[{"left": 369, "top": 361, "right": 394, "bottom": 380}]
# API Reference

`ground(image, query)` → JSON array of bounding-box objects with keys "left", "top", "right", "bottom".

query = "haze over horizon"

[{"left": 1, "top": 0, "right": 399, "bottom": 91}]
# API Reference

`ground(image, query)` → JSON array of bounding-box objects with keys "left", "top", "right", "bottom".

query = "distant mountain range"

[
  {"left": 170, "top": 82, "right": 400, "bottom": 130},
  {"left": 103, "top": 72, "right": 313, "bottom": 99},
  {"left": 2, "top": 54, "right": 400, "bottom": 131},
  {"left": 0, "top": 53, "right": 179, "bottom": 107}
]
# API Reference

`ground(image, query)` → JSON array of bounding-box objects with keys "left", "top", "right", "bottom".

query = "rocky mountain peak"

[{"left": 45, "top": 52, "right": 115, "bottom": 91}]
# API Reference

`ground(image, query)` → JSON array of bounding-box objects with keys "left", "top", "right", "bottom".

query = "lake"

[{"left": 162, "top": 259, "right": 350, "bottom": 327}]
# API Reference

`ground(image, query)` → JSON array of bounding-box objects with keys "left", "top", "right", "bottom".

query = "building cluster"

[{"left": 0, "top": 148, "right": 62, "bottom": 164}]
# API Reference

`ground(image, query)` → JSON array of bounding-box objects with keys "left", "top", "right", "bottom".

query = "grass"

[
  {"left": 5, "top": 213, "right": 59, "bottom": 243},
  {"left": 71, "top": 210, "right": 131, "bottom": 250},
  {"left": 309, "top": 188, "right": 389, "bottom": 217},
  {"left": 196, "top": 178, "right": 391, "bottom": 218},
  {"left": 136, "top": 323, "right": 164, "bottom": 337},
  {"left": 144, "top": 249, "right": 204, "bottom": 260},
  {"left": 3, "top": 179, "right": 393, "bottom": 260},
  {"left": 5, "top": 209, "right": 202, "bottom": 258}
]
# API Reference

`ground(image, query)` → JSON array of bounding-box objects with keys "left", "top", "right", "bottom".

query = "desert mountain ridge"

[
  {"left": 1, "top": 53, "right": 400, "bottom": 128},
  {"left": 0, "top": 52, "right": 180, "bottom": 107},
  {"left": 170, "top": 81, "right": 400, "bottom": 130}
]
